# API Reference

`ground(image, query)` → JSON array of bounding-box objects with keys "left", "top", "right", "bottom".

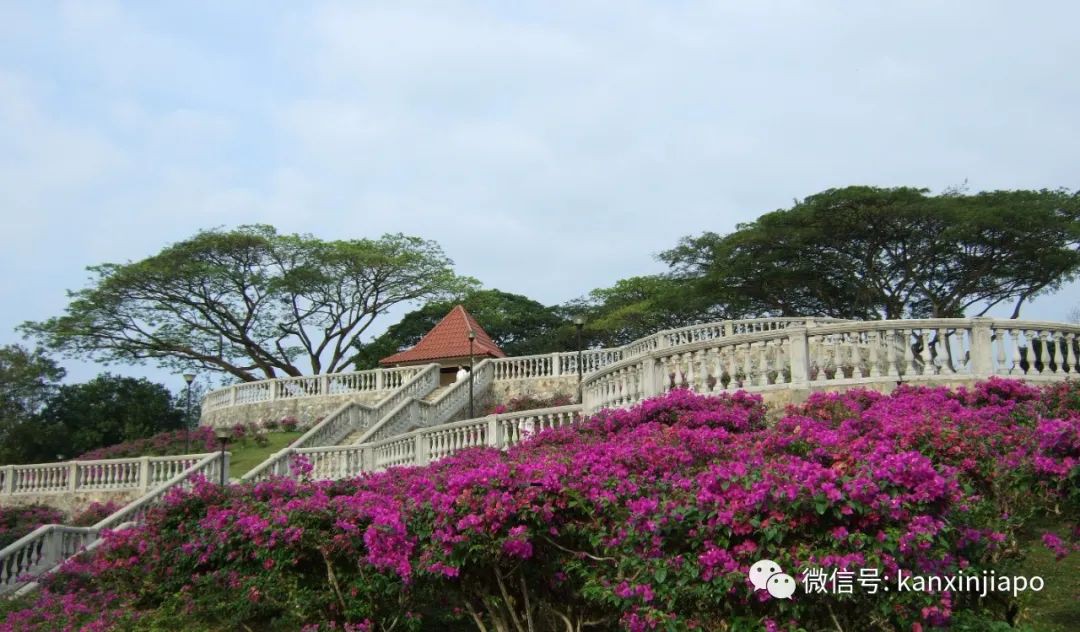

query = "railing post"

[
  {"left": 550, "top": 353, "right": 562, "bottom": 376},
  {"left": 1, "top": 465, "right": 12, "bottom": 495},
  {"left": 487, "top": 415, "right": 501, "bottom": 448},
  {"left": 376, "top": 369, "right": 384, "bottom": 391},
  {"left": 361, "top": 445, "right": 375, "bottom": 472},
  {"left": 414, "top": 434, "right": 429, "bottom": 466},
  {"left": 788, "top": 328, "right": 810, "bottom": 385},
  {"left": 320, "top": 374, "right": 329, "bottom": 396},
  {"left": 970, "top": 317, "right": 994, "bottom": 376},
  {"left": 269, "top": 379, "right": 278, "bottom": 401},
  {"left": 68, "top": 462, "right": 78, "bottom": 491},
  {"left": 139, "top": 457, "right": 151, "bottom": 492}
]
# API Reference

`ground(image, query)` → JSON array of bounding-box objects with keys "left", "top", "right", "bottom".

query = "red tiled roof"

[{"left": 379, "top": 305, "right": 506, "bottom": 365}]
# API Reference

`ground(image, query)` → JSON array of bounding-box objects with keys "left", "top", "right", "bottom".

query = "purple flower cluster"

[
  {"left": 2, "top": 379, "right": 1077, "bottom": 631},
  {"left": 0, "top": 505, "right": 64, "bottom": 548}
]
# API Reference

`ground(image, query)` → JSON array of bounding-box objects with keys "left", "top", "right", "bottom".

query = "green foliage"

[
  {"left": 0, "top": 345, "right": 66, "bottom": 464},
  {"left": 661, "top": 186, "right": 1080, "bottom": 319},
  {"left": 2, "top": 374, "right": 185, "bottom": 464},
  {"left": 353, "top": 289, "right": 565, "bottom": 369},
  {"left": 568, "top": 275, "right": 723, "bottom": 347},
  {"left": 0, "top": 345, "right": 64, "bottom": 421},
  {"left": 21, "top": 225, "right": 476, "bottom": 382}
]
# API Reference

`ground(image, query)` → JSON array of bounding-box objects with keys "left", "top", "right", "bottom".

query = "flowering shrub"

[
  {"left": 70, "top": 502, "right": 122, "bottom": 528},
  {"left": 75, "top": 427, "right": 220, "bottom": 460},
  {"left": 0, "top": 505, "right": 64, "bottom": 548},
  {"left": 3, "top": 379, "right": 1077, "bottom": 631},
  {"left": 487, "top": 392, "right": 575, "bottom": 415},
  {"left": 76, "top": 420, "right": 292, "bottom": 460},
  {"left": 280, "top": 416, "right": 300, "bottom": 432}
]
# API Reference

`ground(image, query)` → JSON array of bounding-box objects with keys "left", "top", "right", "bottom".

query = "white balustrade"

[
  {"left": 201, "top": 366, "right": 421, "bottom": 413},
  {"left": 242, "top": 365, "right": 443, "bottom": 482},
  {"left": 0, "top": 454, "right": 217, "bottom": 498},
  {"left": 581, "top": 318, "right": 1080, "bottom": 413},
  {"left": 0, "top": 451, "right": 227, "bottom": 595}
]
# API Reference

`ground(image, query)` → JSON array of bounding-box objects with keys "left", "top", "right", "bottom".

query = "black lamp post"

[
  {"left": 183, "top": 373, "right": 196, "bottom": 452},
  {"left": 467, "top": 329, "right": 476, "bottom": 418},
  {"left": 214, "top": 428, "right": 230, "bottom": 486},
  {"left": 573, "top": 316, "right": 585, "bottom": 403}
]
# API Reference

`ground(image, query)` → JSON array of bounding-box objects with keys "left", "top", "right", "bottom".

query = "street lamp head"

[
  {"left": 214, "top": 428, "right": 231, "bottom": 444},
  {"left": 467, "top": 329, "right": 476, "bottom": 341},
  {"left": 573, "top": 316, "right": 585, "bottom": 328},
  {"left": 183, "top": 373, "right": 196, "bottom": 384}
]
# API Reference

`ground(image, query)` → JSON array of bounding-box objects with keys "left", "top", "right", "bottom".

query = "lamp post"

[
  {"left": 468, "top": 329, "right": 476, "bottom": 418},
  {"left": 573, "top": 316, "right": 585, "bottom": 404},
  {"left": 183, "top": 373, "right": 196, "bottom": 453},
  {"left": 213, "top": 428, "right": 230, "bottom": 486}
]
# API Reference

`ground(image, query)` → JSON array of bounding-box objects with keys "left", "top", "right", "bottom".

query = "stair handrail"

[
  {"left": 0, "top": 452, "right": 225, "bottom": 595},
  {"left": 241, "top": 364, "right": 442, "bottom": 482},
  {"left": 351, "top": 360, "right": 496, "bottom": 445}
]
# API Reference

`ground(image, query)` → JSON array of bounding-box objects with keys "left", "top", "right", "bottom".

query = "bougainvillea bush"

[
  {"left": 76, "top": 420, "right": 289, "bottom": 460},
  {"left": 0, "top": 505, "right": 64, "bottom": 548},
  {"left": 487, "top": 392, "right": 576, "bottom": 415},
  {"left": 2, "top": 379, "right": 1077, "bottom": 631}
]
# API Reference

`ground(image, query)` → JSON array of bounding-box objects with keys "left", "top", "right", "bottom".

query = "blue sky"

[{"left": 2, "top": 1, "right": 1078, "bottom": 392}]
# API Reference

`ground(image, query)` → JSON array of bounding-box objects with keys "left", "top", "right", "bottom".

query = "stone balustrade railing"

[
  {"left": 0, "top": 454, "right": 215, "bottom": 497},
  {"left": 0, "top": 451, "right": 227, "bottom": 595},
  {"left": 201, "top": 318, "right": 841, "bottom": 418},
  {"left": 489, "top": 317, "right": 843, "bottom": 382},
  {"left": 582, "top": 318, "right": 1080, "bottom": 413},
  {"left": 241, "top": 364, "right": 443, "bottom": 482},
  {"left": 259, "top": 404, "right": 583, "bottom": 481},
  {"left": 354, "top": 360, "right": 497, "bottom": 445},
  {"left": 201, "top": 366, "right": 421, "bottom": 413}
]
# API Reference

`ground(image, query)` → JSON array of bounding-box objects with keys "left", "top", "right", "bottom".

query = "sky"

[{"left": 1, "top": 1, "right": 1078, "bottom": 392}]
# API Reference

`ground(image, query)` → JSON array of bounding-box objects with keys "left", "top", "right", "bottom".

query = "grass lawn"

[
  {"left": 1017, "top": 521, "right": 1080, "bottom": 631},
  {"left": 227, "top": 431, "right": 304, "bottom": 479}
]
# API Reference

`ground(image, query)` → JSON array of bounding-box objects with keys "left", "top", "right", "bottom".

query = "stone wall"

[
  {"left": 200, "top": 391, "right": 386, "bottom": 428},
  {"left": 1, "top": 490, "right": 141, "bottom": 519},
  {"left": 489, "top": 376, "right": 579, "bottom": 404}
]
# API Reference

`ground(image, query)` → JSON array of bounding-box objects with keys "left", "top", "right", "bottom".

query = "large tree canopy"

[
  {"left": 566, "top": 275, "right": 724, "bottom": 347},
  {"left": 22, "top": 226, "right": 475, "bottom": 381},
  {"left": 0, "top": 345, "right": 65, "bottom": 422},
  {"left": 661, "top": 186, "right": 1080, "bottom": 319},
  {"left": 353, "top": 289, "right": 565, "bottom": 369}
]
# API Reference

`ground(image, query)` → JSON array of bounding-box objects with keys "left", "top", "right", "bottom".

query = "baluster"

[
  {"left": 1052, "top": 331, "right": 1066, "bottom": 376},
  {"left": 903, "top": 330, "right": 918, "bottom": 376},
  {"left": 869, "top": 331, "right": 882, "bottom": 378},
  {"left": 918, "top": 331, "right": 933, "bottom": 376},
  {"left": 849, "top": 333, "right": 861, "bottom": 378},
  {"left": 724, "top": 346, "right": 738, "bottom": 389},
  {"left": 704, "top": 347, "right": 719, "bottom": 392},
  {"left": 758, "top": 341, "right": 771, "bottom": 386},
  {"left": 1066, "top": 333, "right": 1078, "bottom": 374},
  {"left": 937, "top": 328, "right": 954, "bottom": 375},
  {"left": 1009, "top": 329, "right": 1023, "bottom": 375},
  {"left": 829, "top": 333, "right": 841, "bottom": 379},
  {"left": 741, "top": 342, "right": 753, "bottom": 387},
  {"left": 775, "top": 338, "right": 789, "bottom": 383}
]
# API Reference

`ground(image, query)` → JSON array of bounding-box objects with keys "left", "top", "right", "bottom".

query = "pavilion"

[{"left": 379, "top": 305, "right": 506, "bottom": 385}]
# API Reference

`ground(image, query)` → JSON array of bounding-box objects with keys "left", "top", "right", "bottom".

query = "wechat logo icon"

[{"left": 749, "top": 559, "right": 796, "bottom": 599}]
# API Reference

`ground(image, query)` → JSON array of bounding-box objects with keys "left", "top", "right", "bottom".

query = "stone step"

[{"left": 422, "top": 386, "right": 449, "bottom": 402}]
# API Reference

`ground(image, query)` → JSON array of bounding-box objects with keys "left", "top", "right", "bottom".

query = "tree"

[
  {"left": 22, "top": 226, "right": 475, "bottom": 381},
  {"left": 10, "top": 374, "right": 185, "bottom": 463},
  {"left": 661, "top": 186, "right": 1080, "bottom": 319},
  {"left": 566, "top": 275, "right": 724, "bottom": 347},
  {"left": 0, "top": 346, "right": 66, "bottom": 463},
  {"left": 0, "top": 345, "right": 65, "bottom": 421},
  {"left": 353, "top": 289, "right": 565, "bottom": 369}
]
